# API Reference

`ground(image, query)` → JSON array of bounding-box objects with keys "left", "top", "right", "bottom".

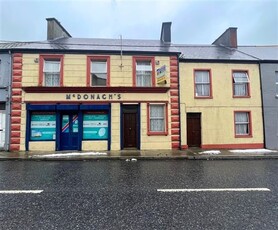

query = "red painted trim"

[
  {"left": 87, "top": 56, "right": 110, "bottom": 87},
  {"left": 193, "top": 69, "right": 213, "bottom": 99},
  {"left": 234, "top": 110, "right": 253, "bottom": 138},
  {"left": 22, "top": 86, "right": 170, "bottom": 93},
  {"left": 39, "top": 54, "right": 64, "bottom": 86},
  {"left": 172, "top": 143, "right": 179, "bottom": 149},
  {"left": 232, "top": 69, "right": 251, "bottom": 98},
  {"left": 132, "top": 56, "right": 155, "bottom": 87},
  {"left": 25, "top": 100, "right": 169, "bottom": 104},
  {"left": 181, "top": 145, "right": 188, "bottom": 149},
  {"left": 201, "top": 143, "right": 264, "bottom": 149},
  {"left": 147, "top": 103, "right": 168, "bottom": 136}
]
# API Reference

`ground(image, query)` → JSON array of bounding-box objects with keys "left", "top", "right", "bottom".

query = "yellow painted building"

[
  {"left": 13, "top": 52, "right": 180, "bottom": 152},
  {"left": 179, "top": 61, "right": 264, "bottom": 149}
]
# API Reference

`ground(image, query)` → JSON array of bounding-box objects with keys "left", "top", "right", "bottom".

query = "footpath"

[{"left": 0, "top": 148, "right": 278, "bottom": 161}]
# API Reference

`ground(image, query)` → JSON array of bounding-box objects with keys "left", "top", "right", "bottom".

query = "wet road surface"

[{"left": 0, "top": 160, "right": 277, "bottom": 229}]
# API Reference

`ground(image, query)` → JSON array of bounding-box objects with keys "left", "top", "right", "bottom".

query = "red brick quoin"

[{"left": 10, "top": 53, "right": 23, "bottom": 151}]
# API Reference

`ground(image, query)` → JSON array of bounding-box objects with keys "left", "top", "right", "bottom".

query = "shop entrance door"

[
  {"left": 122, "top": 105, "right": 139, "bottom": 149},
  {"left": 187, "top": 113, "right": 201, "bottom": 147},
  {"left": 0, "top": 111, "right": 5, "bottom": 149},
  {"left": 60, "top": 114, "right": 79, "bottom": 150}
]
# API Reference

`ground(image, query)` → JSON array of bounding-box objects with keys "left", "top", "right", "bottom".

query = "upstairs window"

[
  {"left": 91, "top": 61, "right": 107, "bottom": 86},
  {"left": 235, "top": 111, "right": 252, "bottom": 137},
  {"left": 194, "top": 70, "right": 212, "bottom": 98},
  {"left": 133, "top": 57, "right": 155, "bottom": 87},
  {"left": 39, "top": 55, "right": 63, "bottom": 87},
  {"left": 44, "top": 61, "right": 60, "bottom": 86},
  {"left": 147, "top": 103, "right": 168, "bottom": 135},
  {"left": 87, "top": 56, "right": 110, "bottom": 86},
  {"left": 232, "top": 71, "right": 250, "bottom": 97}
]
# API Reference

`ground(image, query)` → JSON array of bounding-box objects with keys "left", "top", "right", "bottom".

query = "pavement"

[{"left": 0, "top": 148, "right": 278, "bottom": 160}]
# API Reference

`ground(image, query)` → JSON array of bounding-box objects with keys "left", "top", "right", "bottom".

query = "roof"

[
  {"left": 0, "top": 37, "right": 179, "bottom": 54},
  {"left": 237, "top": 46, "right": 278, "bottom": 61},
  {"left": 177, "top": 45, "right": 259, "bottom": 61}
]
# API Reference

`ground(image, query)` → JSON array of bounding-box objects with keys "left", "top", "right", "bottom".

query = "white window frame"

[
  {"left": 91, "top": 60, "right": 107, "bottom": 86},
  {"left": 136, "top": 60, "right": 152, "bottom": 87},
  {"left": 235, "top": 112, "right": 250, "bottom": 136},
  {"left": 232, "top": 71, "right": 250, "bottom": 97},
  {"left": 149, "top": 104, "right": 166, "bottom": 133},
  {"left": 194, "top": 70, "right": 211, "bottom": 97},
  {"left": 43, "top": 60, "right": 61, "bottom": 86}
]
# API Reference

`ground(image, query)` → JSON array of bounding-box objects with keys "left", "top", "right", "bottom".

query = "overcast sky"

[{"left": 0, "top": 0, "right": 277, "bottom": 45}]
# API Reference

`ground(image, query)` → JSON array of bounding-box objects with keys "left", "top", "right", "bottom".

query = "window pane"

[
  {"left": 195, "top": 71, "right": 209, "bottom": 83},
  {"left": 91, "top": 61, "right": 107, "bottom": 73},
  {"left": 45, "top": 73, "right": 60, "bottom": 86},
  {"left": 150, "top": 105, "right": 165, "bottom": 132},
  {"left": 233, "top": 72, "right": 249, "bottom": 83},
  {"left": 92, "top": 74, "right": 106, "bottom": 86},
  {"left": 136, "top": 60, "right": 152, "bottom": 86},
  {"left": 235, "top": 112, "right": 249, "bottom": 135},
  {"left": 44, "top": 61, "right": 60, "bottom": 72},
  {"left": 196, "top": 84, "right": 210, "bottom": 96},
  {"left": 234, "top": 84, "right": 247, "bottom": 96}
]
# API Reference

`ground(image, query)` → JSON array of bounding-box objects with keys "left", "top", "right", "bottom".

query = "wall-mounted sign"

[
  {"left": 30, "top": 113, "right": 56, "bottom": 140},
  {"left": 156, "top": 65, "right": 167, "bottom": 84},
  {"left": 66, "top": 93, "right": 121, "bottom": 100},
  {"left": 83, "top": 114, "right": 108, "bottom": 140}
]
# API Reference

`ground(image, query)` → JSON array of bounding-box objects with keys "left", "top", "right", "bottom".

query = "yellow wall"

[
  {"left": 22, "top": 54, "right": 171, "bottom": 87},
  {"left": 180, "top": 62, "right": 263, "bottom": 147},
  {"left": 20, "top": 54, "right": 172, "bottom": 151}
]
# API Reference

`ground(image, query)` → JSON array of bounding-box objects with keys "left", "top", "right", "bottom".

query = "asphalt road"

[{"left": 0, "top": 160, "right": 277, "bottom": 230}]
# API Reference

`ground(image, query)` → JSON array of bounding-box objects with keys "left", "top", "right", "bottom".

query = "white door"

[{"left": 0, "top": 112, "right": 5, "bottom": 148}]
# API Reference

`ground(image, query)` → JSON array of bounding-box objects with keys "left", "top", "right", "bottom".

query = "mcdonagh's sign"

[{"left": 66, "top": 93, "right": 122, "bottom": 100}]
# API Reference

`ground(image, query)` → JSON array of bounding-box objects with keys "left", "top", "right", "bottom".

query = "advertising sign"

[
  {"left": 83, "top": 114, "right": 108, "bottom": 140},
  {"left": 30, "top": 113, "right": 56, "bottom": 140},
  {"left": 156, "top": 65, "right": 167, "bottom": 84}
]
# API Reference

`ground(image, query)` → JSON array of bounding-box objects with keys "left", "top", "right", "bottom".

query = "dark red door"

[
  {"left": 123, "top": 113, "right": 137, "bottom": 148},
  {"left": 187, "top": 113, "right": 201, "bottom": 147}
]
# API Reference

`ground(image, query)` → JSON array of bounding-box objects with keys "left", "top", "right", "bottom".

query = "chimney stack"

[
  {"left": 46, "top": 18, "right": 71, "bottom": 40},
  {"left": 160, "top": 22, "right": 172, "bottom": 43},
  {"left": 212, "top": 27, "right": 237, "bottom": 48}
]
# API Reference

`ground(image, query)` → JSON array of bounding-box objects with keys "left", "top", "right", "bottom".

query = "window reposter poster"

[
  {"left": 83, "top": 114, "right": 108, "bottom": 139},
  {"left": 30, "top": 113, "right": 56, "bottom": 140}
]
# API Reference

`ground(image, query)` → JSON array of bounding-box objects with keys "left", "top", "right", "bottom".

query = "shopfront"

[{"left": 26, "top": 104, "right": 111, "bottom": 151}]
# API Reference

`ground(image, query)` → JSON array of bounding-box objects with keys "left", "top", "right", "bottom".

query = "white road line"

[
  {"left": 0, "top": 190, "right": 43, "bottom": 194},
  {"left": 157, "top": 188, "right": 271, "bottom": 192}
]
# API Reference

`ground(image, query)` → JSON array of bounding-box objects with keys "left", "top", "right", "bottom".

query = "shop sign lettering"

[{"left": 66, "top": 93, "right": 122, "bottom": 100}]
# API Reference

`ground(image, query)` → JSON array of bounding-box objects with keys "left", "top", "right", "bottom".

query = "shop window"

[
  {"left": 133, "top": 57, "right": 155, "bottom": 87},
  {"left": 30, "top": 112, "right": 56, "bottom": 141},
  {"left": 83, "top": 112, "right": 108, "bottom": 140},
  {"left": 234, "top": 111, "right": 252, "bottom": 137},
  {"left": 232, "top": 71, "right": 250, "bottom": 97},
  {"left": 87, "top": 56, "right": 110, "bottom": 86},
  {"left": 147, "top": 103, "right": 168, "bottom": 135},
  {"left": 194, "top": 69, "right": 212, "bottom": 98},
  {"left": 39, "top": 55, "right": 63, "bottom": 86}
]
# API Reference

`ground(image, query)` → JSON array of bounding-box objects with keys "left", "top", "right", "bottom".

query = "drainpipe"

[
  {"left": 258, "top": 62, "right": 266, "bottom": 148},
  {"left": 177, "top": 54, "right": 181, "bottom": 149}
]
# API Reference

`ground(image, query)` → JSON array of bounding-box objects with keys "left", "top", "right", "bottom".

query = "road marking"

[
  {"left": 0, "top": 190, "right": 43, "bottom": 194},
  {"left": 157, "top": 188, "right": 271, "bottom": 192}
]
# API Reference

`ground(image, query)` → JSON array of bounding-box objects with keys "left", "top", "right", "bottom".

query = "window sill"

[
  {"left": 194, "top": 96, "right": 213, "bottom": 99},
  {"left": 147, "top": 131, "right": 168, "bottom": 136},
  {"left": 233, "top": 95, "right": 251, "bottom": 98},
  {"left": 235, "top": 134, "right": 253, "bottom": 138}
]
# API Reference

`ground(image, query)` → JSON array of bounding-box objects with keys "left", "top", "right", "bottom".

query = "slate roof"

[
  {"left": 0, "top": 37, "right": 179, "bottom": 54},
  {"left": 237, "top": 46, "right": 278, "bottom": 61},
  {"left": 177, "top": 45, "right": 258, "bottom": 61}
]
